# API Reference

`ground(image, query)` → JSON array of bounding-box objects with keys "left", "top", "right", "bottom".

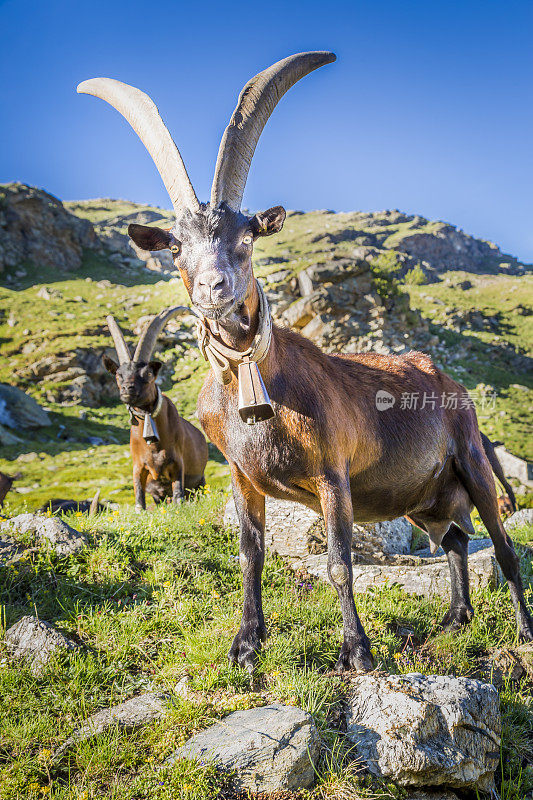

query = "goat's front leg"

[
  {"left": 318, "top": 471, "right": 374, "bottom": 672},
  {"left": 133, "top": 466, "right": 147, "bottom": 512},
  {"left": 228, "top": 463, "right": 267, "bottom": 673},
  {"left": 172, "top": 461, "right": 185, "bottom": 505}
]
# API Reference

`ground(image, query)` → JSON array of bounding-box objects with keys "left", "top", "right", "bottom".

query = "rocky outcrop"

[
  {"left": 167, "top": 704, "right": 320, "bottom": 793},
  {"left": 344, "top": 673, "right": 501, "bottom": 792},
  {"left": 0, "top": 183, "right": 97, "bottom": 274},
  {"left": 0, "top": 383, "right": 51, "bottom": 429},
  {"left": 263, "top": 254, "right": 421, "bottom": 356},
  {"left": 17, "top": 347, "right": 119, "bottom": 408},
  {"left": 4, "top": 616, "right": 80, "bottom": 675},
  {"left": 89, "top": 208, "right": 174, "bottom": 272},
  {"left": 1, "top": 514, "right": 87, "bottom": 556}
]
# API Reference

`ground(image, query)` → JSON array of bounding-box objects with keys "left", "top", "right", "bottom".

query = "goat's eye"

[
  {"left": 170, "top": 243, "right": 181, "bottom": 255},
  {"left": 242, "top": 234, "right": 253, "bottom": 246}
]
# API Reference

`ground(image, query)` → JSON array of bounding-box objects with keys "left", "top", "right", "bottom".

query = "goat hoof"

[
  {"left": 440, "top": 605, "right": 474, "bottom": 631},
  {"left": 228, "top": 623, "right": 266, "bottom": 673},
  {"left": 518, "top": 616, "right": 533, "bottom": 642},
  {"left": 335, "top": 637, "right": 374, "bottom": 673}
]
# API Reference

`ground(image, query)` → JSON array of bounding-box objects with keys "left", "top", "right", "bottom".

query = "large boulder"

[
  {"left": 224, "top": 496, "right": 412, "bottom": 560},
  {"left": 167, "top": 704, "right": 320, "bottom": 792},
  {"left": 0, "top": 183, "right": 97, "bottom": 273},
  {"left": 344, "top": 673, "right": 500, "bottom": 792},
  {"left": 0, "top": 383, "right": 50, "bottom": 429},
  {"left": 1, "top": 514, "right": 87, "bottom": 556},
  {"left": 5, "top": 616, "right": 80, "bottom": 675}
]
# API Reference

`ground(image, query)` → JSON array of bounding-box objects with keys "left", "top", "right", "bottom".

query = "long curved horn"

[
  {"left": 106, "top": 315, "right": 132, "bottom": 364},
  {"left": 210, "top": 51, "right": 336, "bottom": 211},
  {"left": 77, "top": 78, "right": 199, "bottom": 214},
  {"left": 133, "top": 306, "right": 193, "bottom": 363}
]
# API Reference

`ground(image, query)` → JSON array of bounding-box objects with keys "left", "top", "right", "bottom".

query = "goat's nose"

[{"left": 198, "top": 270, "right": 227, "bottom": 292}]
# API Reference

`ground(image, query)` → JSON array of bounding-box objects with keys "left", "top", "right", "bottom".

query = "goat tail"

[{"left": 480, "top": 432, "right": 516, "bottom": 512}]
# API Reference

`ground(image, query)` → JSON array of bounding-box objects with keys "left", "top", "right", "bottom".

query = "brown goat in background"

[{"left": 104, "top": 309, "right": 208, "bottom": 510}]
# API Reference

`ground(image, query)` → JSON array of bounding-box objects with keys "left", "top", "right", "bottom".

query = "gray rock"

[
  {"left": 296, "top": 538, "right": 501, "bottom": 599},
  {"left": 0, "top": 183, "right": 97, "bottom": 273},
  {"left": 5, "top": 616, "right": 80, "bottom": 675},
  {"left": 1, "top": 514, "right": 87, "bottom": 556},
  {"left": 53, "top": 692, "right": 169, "bottom": 759},
  {"left": 345, "top": 673, "right": 500, "bottom": 791},
  {"left": 0, "top": 384, "right": 50, "bottom": 429},
  {"left": 495, "top": 446, "right": 533, "bottom": 487},
  {"left": 0, "top": 535, "right": 24, "bottom": 565},
  {"left": 167, "top": 703, "right": 320, "bottom": 792},
  {"left": 0, "top": 423, "right": 21, "bottom": 446},
  {"left": 224, "top": 496, "right": 412, "bottom": 559},
  {"left": 505, "top": 508, "right": 533, "bottom": 530}
]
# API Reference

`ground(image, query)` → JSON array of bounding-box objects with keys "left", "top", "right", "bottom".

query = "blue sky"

[{"left": 1, "top": 0, "right": 532, "bottom": 261}]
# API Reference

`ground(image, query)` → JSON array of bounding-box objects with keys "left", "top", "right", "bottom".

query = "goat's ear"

[
  {"left": 250, "top": 206, "right": 286, "bottom": 238},
  {"left": 149, "top": 360, "right": 162, "bottom": 377},
  {"left": 128, "top": 224, "right": 172, "bottom": 252},
  {"left": 102, "top": 353, "right": 118, "bottom": 375}
]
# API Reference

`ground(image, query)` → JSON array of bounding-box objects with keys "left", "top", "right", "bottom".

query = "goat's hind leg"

[
  {"left": 457, "top": 452, "right": 533, "bottom": 641},
  {"left": 440, "top": 523, "right": 474, "bottom": 630}
]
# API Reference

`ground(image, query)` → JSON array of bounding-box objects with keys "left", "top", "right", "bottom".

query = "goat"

[
  {"left": 79, "top": 51, "right": 532, "bottom": 672},
  {"left": 0, "top": 471, "right": 16, "bottom": 509},
  {"left": 103, "top": 308, "right": 208, "bottom": 510}
]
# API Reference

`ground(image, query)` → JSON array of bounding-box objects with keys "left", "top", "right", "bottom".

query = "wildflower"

[
  {"left": 213, "top": 591, "right": 220, "bottom": 599},
  {"left": 199, "top": 518, "right": 205, "bottom": 526},
  {"left": 38, "top": 748, "right": 51, "bottom": 762},
  {"left": 75, "top": 511, "right": 82, "bottom": 517},
  {"left": 113, "top": 510, "right": 119, "bottom": 517},
  {"left": 393, "top": 652, "right": 402, "bottom": 660},
  {"left": 28, "top": 783, "right": 40, "bottom": 792},
  {"left": 287, "top": 695, "right": 298, "bottom": 706}
]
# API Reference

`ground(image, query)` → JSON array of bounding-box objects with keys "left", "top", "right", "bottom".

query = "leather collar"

[
  {"left": 194, "top": 281, "right": 272, "bottom": 385},
  {"left": 128, "top": 386, "right": 163, "bottom": 424}
]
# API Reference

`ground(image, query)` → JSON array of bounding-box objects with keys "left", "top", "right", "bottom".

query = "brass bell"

[
  {"left": 142, "top": 414, "right": 159, "bottom": 443},
  {"left": 238, "top": 357, "right": 275, "bottom": 425}
]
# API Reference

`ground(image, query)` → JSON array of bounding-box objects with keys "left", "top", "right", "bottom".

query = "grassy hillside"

[{"left": 1, "top": 499, "right": 532, "bottom": 799}]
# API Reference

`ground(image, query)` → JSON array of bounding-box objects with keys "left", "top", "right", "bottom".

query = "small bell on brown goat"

[
  {"left": 143, "top": 414, "right": 159, "bottom": 443},
  {"left": 238, "top": 357, "right": 275, "bottom": 425}
]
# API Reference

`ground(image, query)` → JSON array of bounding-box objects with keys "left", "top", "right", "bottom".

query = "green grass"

[{"left": 0, "top": 494, "right": 532, "bottom": 799}]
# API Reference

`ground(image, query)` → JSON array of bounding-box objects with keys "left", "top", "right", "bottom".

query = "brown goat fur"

[{"left": 103, "top": 355, "right": 208, "bottom": 509}]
